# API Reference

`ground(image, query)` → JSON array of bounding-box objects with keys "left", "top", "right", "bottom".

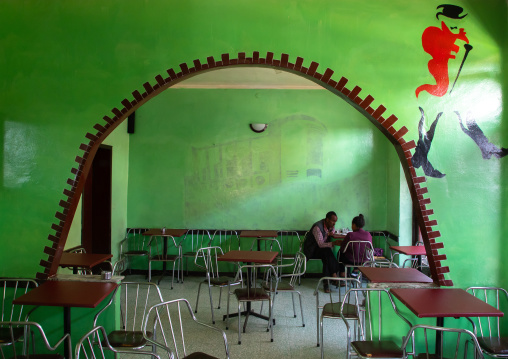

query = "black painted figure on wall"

[{"left": 412, "top": 4, "right": 506, "bottom": 179}]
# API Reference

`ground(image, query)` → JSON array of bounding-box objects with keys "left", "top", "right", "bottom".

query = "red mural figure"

[{"left": 415, "top": 21, "right": 469, "bottom": 98}]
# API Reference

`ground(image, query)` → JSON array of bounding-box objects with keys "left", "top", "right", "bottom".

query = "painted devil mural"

[{"left": 411, "top": 4, "right": 507, "bottom": 178}]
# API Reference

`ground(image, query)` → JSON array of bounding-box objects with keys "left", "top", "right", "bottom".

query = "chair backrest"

[
  {"left": 210, "top": 230, "right": 240, "bottom": 252},
  {"left": 340, "top": 288, "right": 412, "bottom": 343},
  {"left": 93, "top": 282, "right": 164, "bottom": 332},
  {"left": 250, "top": 237, "right": 282, "bottom": 254},
  {"left": 341, "top": 240, "right": 374, "bottom": 265},
  {"left": 121, "top": 228, "right": 150, "bottom": 253},
  {"left": 466, "top": 286, "right": 508, "bottom": 339},
  {"left": 1, "top": 279, "right": 38, "bottom": 324},
  {"left": 149, "top": 235, "right": 180, "bottom": 257},
  {"left": 278, "top": 251, "right": 307, "bottom": 287},
  {"left": 363, "top": 260, "right": 399, "bottom": 268},
  {"left": 76, "top": 325, "right": 162, "bottom": 359},
  {"left": 184, "top": 230, "right": 212, "bottom": 253},
  {"left": 278, "top": 231, "right": 303, "bottom": 257},
  {"left": 1, "top": 321, "right": 71, "bottom": 359},
  {"left": 401, "top": 324, "right": 484, "bottom": 358},
  {"left": 143, "top": 298, "right": 230, "bottom": 359},
  {"left": 194, "top": 246, "right": 231, "bottom": 282}
]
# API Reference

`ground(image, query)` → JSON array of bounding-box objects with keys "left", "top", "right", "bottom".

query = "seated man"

[{"left": 303, "top": 211, "right": 342, "bottom": 293}]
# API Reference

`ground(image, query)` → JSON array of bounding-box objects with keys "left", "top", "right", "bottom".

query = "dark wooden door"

[{"left": 82, "top": 145, "right": 112, "bottom": 262}]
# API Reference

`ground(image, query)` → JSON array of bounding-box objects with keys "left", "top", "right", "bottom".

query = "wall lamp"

[{"left": 250, "top": 123, "right": 268, "bottom": 133}]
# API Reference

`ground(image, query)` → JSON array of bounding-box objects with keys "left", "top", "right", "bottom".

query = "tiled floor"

[{"left": 122, "top": 273, "right": 350, "bottom": 359}]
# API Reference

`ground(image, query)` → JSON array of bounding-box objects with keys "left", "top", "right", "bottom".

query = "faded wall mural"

[{"left": 412, "top": 4, "right": 507, "bottom": 179}]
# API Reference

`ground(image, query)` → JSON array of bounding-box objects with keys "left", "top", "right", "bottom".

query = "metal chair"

[
  {"left": 314, "top": 276, "right": 361, "bottom": 359},
  {"left": 226, "top": 264, "right": 278, "bottom": 344},
  {"left": 119, "top": 228, "right": 150, "bottom": 273},
  {"left": 210, "top": 230, "right": 240, "bottom": 252},
  {"left": 338, "top": 240, "right": 375, "bottom": 279},
  {"left": 142, "top": 298, "right": 230, "bottom": 359},
  {"left": 63, "top": 246, "right": 93, "bottom": 275},
  {"left": 76, "top": 325, "right": 163, "bottom": 359},
  {"left": 466, "top": 286, "right": 508, "bottom": 358},
  {"left": 262, "top": 251, "right": 306, "bottom": 327},
  {"left": 181, "top": 229, "right": 212, "bottom": 280},
  {"left": 0, "top": 279, "right": 38, "bottom": 357},
  {"left": 194, "top": 246, "right": 242, "bottom": 324},
  {"left": 93, "top": 282, "right": 164, "bottom": 354},
  {"left": 341, "top": 288, "right": 412, "bottom": 359},
  {"left": 148, "top": 235, "right": 182, "bottom": 289},
  {"left": 401, "top": 324, "right": 484, "bottom": 359},
  {"left": 0, "top": 321, "right": 71, "bottom": 359},
  {"left": 278, "top": 231, "right": 304, "bottom": 262}
]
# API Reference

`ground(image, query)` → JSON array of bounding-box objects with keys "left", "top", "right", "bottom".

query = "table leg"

[
  {"left": 436, "top": 317, "right": 444, "bottom": 356},
  {"left": 158, "top": 237, "right": 168, "bottom": 284},
  {"left": 63, "top": 307, "right": 71, "bottom": 359}
]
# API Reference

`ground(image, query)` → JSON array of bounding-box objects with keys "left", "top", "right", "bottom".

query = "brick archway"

[{"left": 39, "top": 51, "right": 450, "bottom": 286}]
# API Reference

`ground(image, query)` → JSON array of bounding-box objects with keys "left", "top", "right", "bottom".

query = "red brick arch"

[{"left": 39, "top": 51, "right": 451, "bottom": 286}]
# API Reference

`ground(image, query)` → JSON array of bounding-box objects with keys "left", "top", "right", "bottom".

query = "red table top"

[
  {"left": 217, "top": 250, "right": 278, "bottom": 264},
  {"left": 59, "top": 253, "right": 113, "bottom": 269},
  {"left": 389, "top": 246, "right": 427, "bottom": 256},
  {"left": 390, "top": 288, "right": 504, "bottom": 318},
  {"left": 239, "top": 230, "right": 278, "bottom": 238},
  {"left": 143, "top": 228, "right": 188, "bottom": 237},
  {"left": 13, "top": 281, "right": 118, "bottom": 308},
  {"left": 359, "top": 267, "right": 434, "bottom": 283}
]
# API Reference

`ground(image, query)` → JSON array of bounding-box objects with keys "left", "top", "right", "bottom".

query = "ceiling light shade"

[{"left": 250, "top": 123, "right": 268, "bottom": 133}]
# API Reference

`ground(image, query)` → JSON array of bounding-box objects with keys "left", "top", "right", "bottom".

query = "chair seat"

[
  {"left": 150, "top": 254, "right": 179, "bottom": 261},
  {"left": 478, "top": 336, "right": 508, "bottom": 354},
  {"left": 108, "top": 330, "right": 153, "bottom": 348},
  {"left": 0, "top": 327, "right": 24, "bottom": 343},
  {"left": 352, "top": 340, "right": 403, "bottom": 358},
  {"left": 124, "top": 251, "right": 148, "bottom": 256},
  {"left": 234, "top": 288, "right": 269, "bottom": 301},
  {"left": 184, "top": 352, "right": 219, "bottom": 359},
  {"left": 209, "top": 276, "right": 239, "bottom": 286},
  {"left": 323, "top": 303, "right": 358, "bottom": 319},
  {"left": 9, "top": 355, "right": 64, "bottom": 359}
]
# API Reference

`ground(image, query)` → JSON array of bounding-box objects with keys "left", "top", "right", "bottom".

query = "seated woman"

[{"left": 338, "top": 214, "right": 372, "bottom": 277}]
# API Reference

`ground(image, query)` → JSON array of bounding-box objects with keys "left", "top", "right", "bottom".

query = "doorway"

[{"left": 81, "top": 145, "right": 112, "bottom": 265}]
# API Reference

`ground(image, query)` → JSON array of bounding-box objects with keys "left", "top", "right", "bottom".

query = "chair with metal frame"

[
  {"left": 338, "top": 240, "right": 375, "bottom": 279},
  {"left": 340, "top": 288, "right": 412, "bottom": 359},
  {"left": 314, "top": 276, "right": 361, "bottom": 359},
  {"left": 181, "top": 229, "right": 212, "bottom": 280},
  {"left": 262, "top": 251, "right": 307, "bottom": 327},
  {"left": 0, "top": 279, "right": 38, "bottom": 357},
  {"left": 148, "top": 234, "right": 182, "bottom": 289},
  {"left": 0, "top": 321, "right": 71, "bottom": 359},
  {"left": 277, "top": 231, "right": 304, "bottom": 262},
  {"left": 465, "top": 286, "right": 508, "bottom": 358},
  {"left": 194, "top": 246, "right": 242, "bottom": 324},
  {"left": 142, "top": 298, "right": 230, "bottom": 359},
  {"left": 93, "top": 282, "right": 164, "bottom": 354},
  {"left": 226, "top": 264, "right": 278, "bottom": 345},
  {"left": 76, "top": 325, "right": 164, "bottom": 359},
  {"left": 210, "top": 230, "right": 241, "bottom": 253},
  {"left": 119, "top": 228, "right": 150, "bottom": 273},
  {"left": 401, "top": 324, "right": 484, "bottom": 359}
]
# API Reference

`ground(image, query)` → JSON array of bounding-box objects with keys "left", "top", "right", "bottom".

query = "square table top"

[
  {"left": 217, "top": 250, "right": 278, "bottom": 264},
  {"left": 13, "top": 281, "right": 118, "bottom": 308},
  {"left": 59, "top": 253, "right": 113, "bottom": 269},
  {"left": 390, "top": 288, "right": 504, "bottom": 318},
  {"left": 359, "top": 267, "right": 434, "bottom": 283},
  {"left": 389, "top": 246, "right": 427, "bottom": 256},
  {"left": 143, "top": 228, "right": 188, "bottom": 237},
  {"left": 239, "top": 230, "right": 278, "bottom": 238}
]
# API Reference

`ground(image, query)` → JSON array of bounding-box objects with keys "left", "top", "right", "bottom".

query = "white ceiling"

[{"left": 171, "top": 67, "right": 325, "bottom": 89}]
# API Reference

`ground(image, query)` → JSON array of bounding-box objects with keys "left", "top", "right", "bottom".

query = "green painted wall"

[{"left": 0, "top": 0, "right": 506, "bottom": 351}]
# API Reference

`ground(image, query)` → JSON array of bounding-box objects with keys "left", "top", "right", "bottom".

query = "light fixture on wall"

[{"left": 250, "top": 123, "right": 268, "bottom": 133}]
